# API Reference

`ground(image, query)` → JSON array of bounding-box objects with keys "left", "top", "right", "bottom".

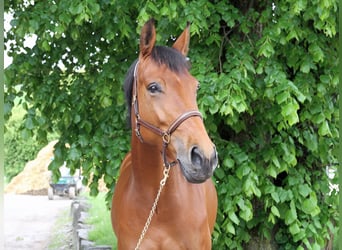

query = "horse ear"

[
  {"left": 139, "top": 18, "right": 156, "bottom": 58},
  {"left": 172, "top": 22, "right": 190, "bottom": 56}
]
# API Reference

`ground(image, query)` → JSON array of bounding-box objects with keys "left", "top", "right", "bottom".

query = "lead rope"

[{"left": 134, "top": 165, "right": 171, "bottom": 250}]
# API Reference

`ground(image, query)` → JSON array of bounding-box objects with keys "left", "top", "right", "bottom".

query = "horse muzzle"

[{"left": 178, "top": 145, "right": 218, "bottom": 183}]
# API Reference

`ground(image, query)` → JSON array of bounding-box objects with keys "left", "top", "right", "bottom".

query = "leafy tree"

[
  {"left": 4, "top": 105, "right": 41, "bottom": 181},
  {"left": 5, "top": 0, "right": 338, "bottom": 249}
]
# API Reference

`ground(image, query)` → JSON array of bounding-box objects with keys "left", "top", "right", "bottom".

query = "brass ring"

[{"left": 162, "top": 133, "right": 171, "bottom": 144}]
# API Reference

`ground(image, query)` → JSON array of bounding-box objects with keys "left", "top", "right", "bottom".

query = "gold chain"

[{"left": 134, "top": 166, "right": 171, "bottom": 250}]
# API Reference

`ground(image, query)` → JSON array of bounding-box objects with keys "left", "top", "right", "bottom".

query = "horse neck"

[
  {"left": 130, "top": 134, "right": 203, "bottom": 213},
  {"left": 130, "top": 135, "right": 165, "bottom": 190},
  {"left": 130, "top": 134, "right": 190, "bottom": 196}
]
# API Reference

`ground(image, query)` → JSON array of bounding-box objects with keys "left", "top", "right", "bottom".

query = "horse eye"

[
  {"left": 147, "top": 82, "right": 162, "bottom": 94},
  {"left": 196, "top": 83, "right": 201, "bottom": 91}
]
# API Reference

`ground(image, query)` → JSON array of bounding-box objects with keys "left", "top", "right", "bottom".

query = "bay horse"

[{"left": 111, "top": 19, "right": 218, "bottom": 250}]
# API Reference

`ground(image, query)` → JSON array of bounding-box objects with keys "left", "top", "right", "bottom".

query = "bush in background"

[{"left": 4, "top": 105, "right": 41, "bottom": 181}]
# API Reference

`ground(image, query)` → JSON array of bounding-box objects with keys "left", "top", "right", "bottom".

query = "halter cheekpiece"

[{"left": 132, "top": 61, "right": 203, "bottom": 167}]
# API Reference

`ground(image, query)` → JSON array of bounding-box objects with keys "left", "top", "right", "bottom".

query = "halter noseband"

[{"left": 132, "top": 61, "right": 202, "bottom": 167}]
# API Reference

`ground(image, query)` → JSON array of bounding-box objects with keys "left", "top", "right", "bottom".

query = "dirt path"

[{"left": 4, "top": 194, "right": 73, "bottom": 250}]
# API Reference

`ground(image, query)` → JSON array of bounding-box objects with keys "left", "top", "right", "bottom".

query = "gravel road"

[{"left": 4, "top": 194, "right": 73, "bottom": 250}]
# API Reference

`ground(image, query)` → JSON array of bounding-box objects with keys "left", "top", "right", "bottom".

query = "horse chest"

[
  {"left": 114, "top": 172, "right": 212, "bottom": 249},
  {"left": 141, "top": 225, "right": 212, "bottom": 250},
  {"left": 126, "top": 208, "right": 212, "bottom": 250}
]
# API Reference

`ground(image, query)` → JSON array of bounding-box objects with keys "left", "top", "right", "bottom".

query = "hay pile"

[
  {"left": 5, "top": 140, "right": 110, "bottom": 195},
  {"left": 5, "top": 140, "right": 58, "bottom": 195}
]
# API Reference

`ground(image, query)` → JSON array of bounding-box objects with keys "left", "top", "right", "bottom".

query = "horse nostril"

[{"left": 191, "top": 147, "right": 203, "bottom": 167}]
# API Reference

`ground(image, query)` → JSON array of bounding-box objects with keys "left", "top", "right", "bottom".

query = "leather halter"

[{"left": 132, "top": 61, "right": 203, "bottom": 167}]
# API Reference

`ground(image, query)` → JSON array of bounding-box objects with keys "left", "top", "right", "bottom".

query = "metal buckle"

[
  {"left": 162, "top": 132, "right": 171, "bottom": 144},
  {"left": 135, "top": 125, "right": 144, "bottom": 143}
]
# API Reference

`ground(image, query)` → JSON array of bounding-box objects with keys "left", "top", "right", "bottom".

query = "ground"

[{"left": 4, "top": 194, "right": 73, "bottom": 250}]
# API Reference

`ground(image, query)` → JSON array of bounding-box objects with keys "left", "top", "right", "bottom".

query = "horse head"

[{"left": 125, "top": 19, "right": 218, "bottom": 183}]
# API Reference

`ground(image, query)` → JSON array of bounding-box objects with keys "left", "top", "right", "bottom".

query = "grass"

[
  {"left": 85, "top": 192, "right": 117, "bottom": 249},
  {"left": 48, "top": 208, "right": 72, "bottom": 250}
]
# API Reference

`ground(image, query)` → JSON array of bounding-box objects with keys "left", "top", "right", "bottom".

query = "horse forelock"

[
  {"left": 123, "top": 46, "right": 190, "bottom": 128},
  {"left": 151, "top": 46, "right": 190, "bottom": 72}
]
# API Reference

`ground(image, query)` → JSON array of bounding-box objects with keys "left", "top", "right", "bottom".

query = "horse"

[{"left": 111, "top": 19, "right": 218, "bottom": 250}]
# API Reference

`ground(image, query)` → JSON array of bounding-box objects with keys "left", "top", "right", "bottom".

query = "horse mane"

[{"left": 123, "top": 45, "right": 190, "bottom": 128}]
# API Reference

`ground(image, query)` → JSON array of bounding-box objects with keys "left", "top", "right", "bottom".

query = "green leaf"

[
  {"left": 236, "top": 163, "right": 250, "bottom": 179},
  {"left": 292, "top": 0, "right": 306, "bottom": 14},
  {"left": 286, "top": 29, "right": 299, "bottom": 41},
  {"left": 289, "top": 222, "right": 300, "bottom": 235},
  {"left": 81, "top": 120, "right": 92, "bottom": 133},
  {"left": 312, "top": 113, "right": 325, "bottom": 124},
  {"left": 298, "top": 184, "right": 311, "bottom": 198},
  {"left": 312, "top": 242, "right": 321, "bottom": 250},
  {"left": 25, "top": 116, "right": 35, "bottom": 130},
  {"left": 69, "top": 147, "right": 81, "bottom": 161},
  {"left": 276, "top": 91, "right": 290, "bottom": 104},
  {"left": 252, "top": 185, "right": 261, "bottom": 197},
  {"left": 223, "top": 158, "right": 235, "bottom": 168},
  {"left": 74, "top": 114, "right": 81, "bottom": 124},
  {"left": 100, "top": 96, "right": 112, "bottom": 108},
  {"left": 318, "top": 120, "right": 332, "bottom": 136},
  {"left": 94, "top": 143, "right": 103, "bottom": 156},
  {"left": 287, "top": 111, "right": 299, "bottom": 126},
  {"left": 226, "top": 222, "right": 235, "bottom": 235},
  {"left": 309, "top": 43, "right": 324, "bottom": 62},
  {"left": 272, "top": 155, "right": 281, "bottom": 168},
  {"left": 88, "top": 1, "right": 100, "bottom": 16},
  {"left": 228, "top": 211, "right": 240, "bottom": 225},
  {"left": 271, "top": 191, "right": 280, "bottom": 203},
  {"left": 268, "top": 213, "right": 275, "bottom": 224},
  {"left": 234, "top": 151, "right": 249, "bottom": 164},
  {"left": 239, "top": 206, "right": 253, "bottom": 222},
  {"left": 69, "top": 2, "right": 83, "bottom": 15},
  {"left": 271, "top": 205, "right": 280, "bottom": 218},
  {"left": 300, "top": 56, "right": 313, "bottom": 73},
  {"left": 104, "top": 174, "right": 113, "bottom": 185},
  {"left": 78, "top": 135, "right": 88, "bottom": 147},
  {"left": 21, "top": 128, "right": 33, "bottom": 139},
  {"left": 41, "top": 40, "right": 51, "bottom": 52},
  {"left": 303, "top": 131, "right": 318, "bottom": 152},
  {"left": 257, "top": 37, "right": 275, "bottom": 58},
  {"left": 267, "top": 166, "right": 277, "bottom": 178},
  {"left": 75, "top": 13, "right": 89, "bottom": 25},
  {"left": 281, "top": 101, "right": 299, "bottom": 117},
  {"left": 28, "top": 19, "right": 39, "bottom": 33},
  {"left": 302, "top": 192, "right": 321, "bottom": 216},
  {"left": 281, "top": 101, "right": 299, "bottom": 125},
  {"left": 285, "top": 200, "right": 297, "bottom": 225},
  {"left": 214, "top": 167, "right": 225, "bottom": 180}
]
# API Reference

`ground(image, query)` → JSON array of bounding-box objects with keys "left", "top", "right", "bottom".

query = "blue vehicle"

[
  {"left": 48, "top": 161, "right": 82, "bottom": 200},
  {"left": 48, "top": 176, "right": 78, "bottom": 200}
]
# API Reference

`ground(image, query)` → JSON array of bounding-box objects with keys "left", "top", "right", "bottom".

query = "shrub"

[{"left": 4, "top": 105, "right": 41, "bottom": 181}]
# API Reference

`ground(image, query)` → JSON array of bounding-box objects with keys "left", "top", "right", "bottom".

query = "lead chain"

[{"left": 134, "top": 166, "right": 171, "bottom": 250}]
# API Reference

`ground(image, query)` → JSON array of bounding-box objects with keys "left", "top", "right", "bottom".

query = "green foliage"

[
  {"left": 4, "top": 105, "right": 41, "bottom": 180},
  {"left": 5, "top": 0, "right": 338, "bottom": 249}
]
